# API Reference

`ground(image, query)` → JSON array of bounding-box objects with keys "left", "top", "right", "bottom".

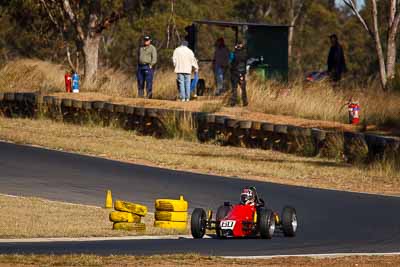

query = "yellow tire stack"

[
  {"left": 154, "top": 195, "right": 188, "bottom": 230},
  {"left": 109, "top": 200, "right": 148, "bottom": 231}
]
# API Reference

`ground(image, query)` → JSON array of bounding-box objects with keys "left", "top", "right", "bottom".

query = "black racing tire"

[
  {"left": 215, "top": 205, "right": 231, "bottom": 238},
  {"left": 282, "top": 206, "right": 298, "bottom": 237},
  {"left": 259, "top": 208, "right": 275, "bottom": 239},
  {"left": 191, "top": 208, "right": 207, "bottom": 239}
]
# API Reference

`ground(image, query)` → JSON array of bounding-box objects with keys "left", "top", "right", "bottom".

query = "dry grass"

[
  {"left": 0, "top": 194, "right": 187, "bottom": 238},
  {"left": 0, "top": 254, "right": 400, "bottom": 266},
  {"left": 0, "top": 59, "right": 178, "bottom": 100},
  {"left": 2, "top": 59, "right": 400, "bottom": 131},
  {"left": 162, "top": 112, "right": 198, "bottom": 141},
  {"left": 0, "top": 116, "right": 399, "bottom": 196},
  {"left": 0, "top": 59, "right": 65, "bottom": 93},
  {"left": 246, "top": 77, "right": 400, "bottom": 128}
]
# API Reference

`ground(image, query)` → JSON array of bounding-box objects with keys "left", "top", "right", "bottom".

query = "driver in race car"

[{"left": 240, "top": 187, "right": 256, "bottom": 206}]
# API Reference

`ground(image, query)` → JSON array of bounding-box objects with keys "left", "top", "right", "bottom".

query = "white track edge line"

[
  {"left": 0, "top": 235, "right": 197, "bottom": 243},
  {"left": 0, "top": 193, "right": 155, "bottom": 215},
  {"left": 0, "top": 193, "right": 101, "bottom": 209},
  {"left": 222, "top": 252, "right": 400, "bottom": 259}
]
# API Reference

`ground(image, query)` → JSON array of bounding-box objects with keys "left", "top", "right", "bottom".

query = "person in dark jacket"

[
  {"left": 327, "top": 34, "right": 347, "bottom": 82},
  {"left": 230, "top": 41, "right": 248, "bottom": 107}
]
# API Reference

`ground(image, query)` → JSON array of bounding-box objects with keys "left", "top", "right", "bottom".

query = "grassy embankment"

[
  {"left": 1, "top": 253, "right": 400, "bottom": 266},
  {"left": 1, "top": 58, "right": 400, "bottom": 131}
]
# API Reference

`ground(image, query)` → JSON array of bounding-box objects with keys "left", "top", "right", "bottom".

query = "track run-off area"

[{"left": 0, "top": 141, "right": 399, "bottom": 256}]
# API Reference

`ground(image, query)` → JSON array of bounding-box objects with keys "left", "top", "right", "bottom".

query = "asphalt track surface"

[{"left": 0, "top": 141, "right": 400, "bottom": 256}]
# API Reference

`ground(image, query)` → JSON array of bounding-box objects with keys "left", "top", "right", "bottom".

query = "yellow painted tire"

[
  {"left": 113, "top": 222, "right": 146, "bottom": 231},
  {"left": 114, "top": 200, "right": 147, "bottom": 216},
  {"left": 155, "top": 211, "right": 188, "bottom": 222},
  {"left": 154, "top": 221, "right": 187, "bottom": 230},
  {"left": 109, "top": 211, "right": 141, "bottom": 223},
  {"left": 155, "top": 196, "right": 188, "bottom": 212}
]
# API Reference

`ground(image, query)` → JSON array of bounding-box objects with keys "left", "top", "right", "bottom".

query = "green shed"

[{"left": 191, "top": 20, "right": 289, "bottom": 81}]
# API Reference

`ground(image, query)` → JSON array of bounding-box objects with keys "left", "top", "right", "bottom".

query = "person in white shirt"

[{"left": 172, "top": 41, "right": 199, "bottom": 101}]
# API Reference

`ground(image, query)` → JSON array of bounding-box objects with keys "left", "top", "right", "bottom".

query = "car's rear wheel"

[
  {"left": 191, "top": 208, "right": 207, "bottom": 239},
  {"left": 215, "top": 205, "right": 231, "bottom": 238},
  {"left": 259, "top": 208, "right": 275, "bottom": 239},
  {"left": 282, "top": 206, "right": 297, "bottom": 237}
]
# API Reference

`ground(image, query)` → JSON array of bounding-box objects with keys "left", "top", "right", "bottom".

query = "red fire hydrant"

[
  {"left": 64, "top": 72, "right": 72, "bottom": 93},
  {"left": 348, "top": 100, "right": 360, "bottom": 125}
]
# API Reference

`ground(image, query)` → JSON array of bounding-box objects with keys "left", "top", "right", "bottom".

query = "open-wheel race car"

[{"left": 191, "top": 186, "right": 298, "bottom": 239}]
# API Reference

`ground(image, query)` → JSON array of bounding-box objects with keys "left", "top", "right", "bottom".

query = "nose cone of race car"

[{"left": 220, "top": 204, "right": 256, "bottom": 237}]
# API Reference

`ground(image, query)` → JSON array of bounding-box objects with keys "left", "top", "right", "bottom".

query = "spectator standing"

[
  {"left": 173, "top": 41, "right": 199, "bottom": 102},
  {"left": 230, "top": 41, "right": 248, "bottom": 107},
  {"left": 137, "top": 35, "right": 157, "bottom": 99},
  {"left": 213, "top": 38, "right": 230, "bottom": 96},
  {"left": 327, "top": 34, "right": 347, "bottom": 83}
]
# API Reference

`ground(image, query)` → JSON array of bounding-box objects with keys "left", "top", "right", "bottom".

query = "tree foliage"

[{"left": 0, "top": 0, "right": 398, "bottom": 87}]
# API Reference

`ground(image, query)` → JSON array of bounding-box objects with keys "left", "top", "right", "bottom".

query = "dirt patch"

[
  {"left": 216, "top": 107, "right": 358, "bottom": 132},
  {"left": 51, "top": 92, "right": 221, "bottom": 113},
  {"left": 51, "top": 92, "right": 368, "bottom": 134}
]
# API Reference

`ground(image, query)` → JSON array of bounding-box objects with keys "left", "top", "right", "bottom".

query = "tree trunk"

[
  {"left": 288, "top": 26, "right": 294, "bottom": 61},
  {"left": 343, "top": 0, "right": 400, "bottom": 90},
  {"left": 371, "top": 0, "right": 387, "bottom": 89},
  {"left": 83, "top": 35, "right": 101, "bottom": 85},
  {"left": 386, "top": 0, "right": 399, "bottom": 85},
  {"left": 288, "top": 0, "right": 304, "bottom": 63},
  {"left": 386, "top": 33, "right": 397, "bottom": 82},
  {"left": 288, "top": 0, "right": 295, "bottom": 61},
  {"left": 375, "top": 38, "right": 387, "bottom": 90}
]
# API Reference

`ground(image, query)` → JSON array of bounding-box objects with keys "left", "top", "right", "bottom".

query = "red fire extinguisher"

[
  {"left": 348, "top": 100, "right": 360, "bottom": 125},
  {"left": 65, "top": 72, "right": 72, "bottom": 93}
]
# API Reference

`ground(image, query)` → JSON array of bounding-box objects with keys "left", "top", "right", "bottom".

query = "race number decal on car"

[{"left": 220, "top": 220, "right": 236, "bottom": 230}]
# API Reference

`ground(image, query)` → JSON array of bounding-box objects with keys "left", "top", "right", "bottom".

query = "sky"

[{"left": 337, "top": 0, "right": 365, "bottom": 8}]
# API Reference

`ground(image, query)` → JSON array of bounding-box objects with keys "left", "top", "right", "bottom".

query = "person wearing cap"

[
  {"left": 172, "top": 40, "right": 199, "bottom": 102},
  {"left": 327, "top": 34, "right": 347, "bottom": 83},
  {"left": 229, "top": 41, "right": 248, "bottom": 107},
  {"left": 137, "top": 35, "right": 157, "bottom": 99}
]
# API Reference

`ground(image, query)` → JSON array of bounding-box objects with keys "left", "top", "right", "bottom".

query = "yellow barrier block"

[
  {"left": 109, "top": 211, "right": 141, "bottom": 223},
  {"left": 154, "top": 220, "right": 187, "bottom": 230},
  {"left": 114, "top": 200, "right": 147, "bottom": 216},
  {"left": 155, "top": 195, "right": 188, "bottom": 212},
  {"left": 155, "top": 211, "right": 187, "bottom": 222},
  {"left": 113, "top": 222, "right": 146, "bottom": 231}
]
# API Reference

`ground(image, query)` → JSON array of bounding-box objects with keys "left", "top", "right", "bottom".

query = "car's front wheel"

[
  {"left": 282, "top": 206, "right": 298, "bottom": 237},
  {"left": 259, "top": 208, "right": 275, "bottom": 239},
  {"left": 191, "top": 208, "right": 207, "bottom": 239}
]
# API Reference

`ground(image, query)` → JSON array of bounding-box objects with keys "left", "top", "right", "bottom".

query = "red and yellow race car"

[{"left": 191, "top": 187, "right": 298, "bottom": 239}]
